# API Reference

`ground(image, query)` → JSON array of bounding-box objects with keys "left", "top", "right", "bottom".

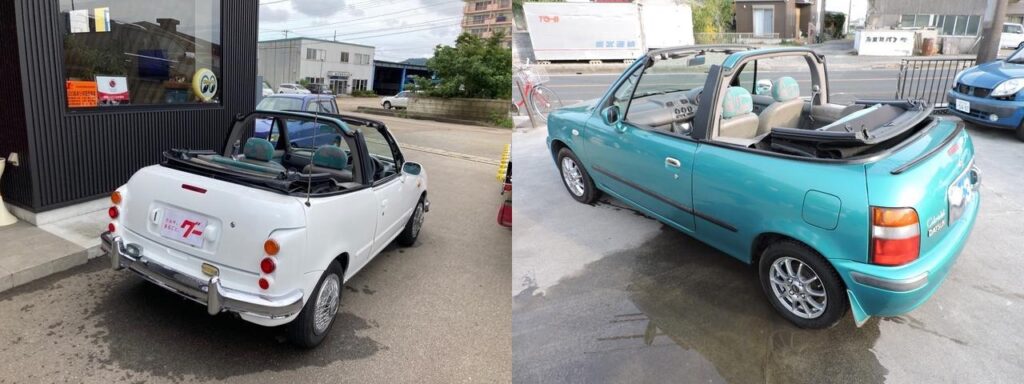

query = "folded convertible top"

[{"left": 769, "top": 100, "right": 932, "bottom": 159}]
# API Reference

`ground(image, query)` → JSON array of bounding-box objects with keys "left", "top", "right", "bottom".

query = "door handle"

[{"left": 665, "top": 157, "right": 681, "bottom": 168}]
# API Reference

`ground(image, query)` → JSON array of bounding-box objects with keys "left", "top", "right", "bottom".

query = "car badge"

[
  {"left": 927, "top": 209, "right": 947, "bottom": 237},
  {"left": 201, "top": 263, "right": 220, "bottom": 277}
]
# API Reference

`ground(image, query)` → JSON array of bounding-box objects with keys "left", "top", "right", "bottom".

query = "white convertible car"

[{"left": 100, "top": 111, "right": 428, "bottom": 347}]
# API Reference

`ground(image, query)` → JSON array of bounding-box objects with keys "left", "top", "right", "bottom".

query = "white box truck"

[{"left": 523, "top": 1, "right": 694, "bottom": 62}]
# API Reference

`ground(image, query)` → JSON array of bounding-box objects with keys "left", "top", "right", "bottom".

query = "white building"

[{"left": 258, "top": 37, "right": 375, "bottom": 95}]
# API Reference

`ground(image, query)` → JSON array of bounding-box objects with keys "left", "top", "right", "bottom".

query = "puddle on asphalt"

[
  {"left": 88, "top": 269, "right": 383, "bottom": 381},
  {"left": 515, "top": 227, "right": 888, "bottom": 384}
]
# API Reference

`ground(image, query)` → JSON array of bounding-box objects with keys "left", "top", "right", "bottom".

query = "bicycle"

[{"left": 512, "top": 62, "right": 562, "bottom": 123}]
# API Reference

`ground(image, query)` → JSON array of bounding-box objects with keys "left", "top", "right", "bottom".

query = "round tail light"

[
  {"left": 260, "top": 257, "right": 276, "bottom": 274},
  {"left": 108, "top": 206, "right": 119, "bottom": 219},
  {"left": 264, "top": 239, "right": 280, "bottom": 256},
  {"left": 108, "top": 223, "right": 116, "bottom": 233},
  {"left": 258, "top": 277, "right": 270, "bottom": 290},
  {"left": 111, "top": 191, "right": 122, "bottom": 205}
]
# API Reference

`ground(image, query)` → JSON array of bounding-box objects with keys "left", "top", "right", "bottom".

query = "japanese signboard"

[
  {"left": 66, "top": 80, "right": 98, "bottom": 108},
  {"left": 854, "top": 30, "right": 915, "bottom": 57}
]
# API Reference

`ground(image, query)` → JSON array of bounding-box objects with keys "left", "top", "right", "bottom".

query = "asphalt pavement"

[
  {"left": 511, "top": 117, "right": 1024, "bottom": 383},
  {"left": 0, "top": 117, "right": 513, "bottom": 383}
]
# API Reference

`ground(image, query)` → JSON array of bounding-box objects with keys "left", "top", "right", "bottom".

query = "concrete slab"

[
  {"left": 38, "top": 207, "right": 106, "bottom": 256},
  {"left": 0, "top": 221, "right": 86, "bottom": 293}
]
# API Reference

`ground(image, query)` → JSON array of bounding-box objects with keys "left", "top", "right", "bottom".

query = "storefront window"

[{"left": 59, "top": 0, "right": 222, "bottom": 109}]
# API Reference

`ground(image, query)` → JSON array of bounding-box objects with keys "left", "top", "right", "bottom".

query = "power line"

[{"left": 285, "top": 0, "right": 460, "bottom": 32}]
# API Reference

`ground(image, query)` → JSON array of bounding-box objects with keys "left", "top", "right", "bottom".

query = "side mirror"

[
  {"left": 402, "top": 162, "right": 422, "bottom": 176},
  {"left": 601, "top": 105, "right": 621, "bottom": 126}
]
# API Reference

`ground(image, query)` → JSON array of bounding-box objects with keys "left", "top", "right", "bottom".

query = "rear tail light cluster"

[
  {"left": 258, "top": 239, "right": 280, "bottom": 290},
  {"left": 870, "top": 207, "right": 920, "bottom": 266},
  {"left": 108, "top": 191, "right": 122, "bottom": 233}
]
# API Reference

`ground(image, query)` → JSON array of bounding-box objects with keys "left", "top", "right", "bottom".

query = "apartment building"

[{"left": 462, "top": 0, "right": 513, "bottom": 47}]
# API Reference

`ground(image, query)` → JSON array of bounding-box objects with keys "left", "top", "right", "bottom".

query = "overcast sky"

[{"left": 258, "top": 0, "right": 465, "bottom": 62}]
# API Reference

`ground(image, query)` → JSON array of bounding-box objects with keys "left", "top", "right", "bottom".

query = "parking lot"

[
  {"left": 0, "top": 114, "right": 512, "bottom": 383},
  {"left": 511, "top": 111, "right": 1024, "bottom": 383}
]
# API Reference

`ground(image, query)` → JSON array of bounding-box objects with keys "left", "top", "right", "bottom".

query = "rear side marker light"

[
  {"left": 182, "top": 184, "right": 207, "bottom": 194},
  {"left": 258, "top": 277, "right": 270, "bottom": 290},
  {"left": 111, "top": 191, "right": 122, "bottom": 205},
  {"left": 870, "top": 207, "right": 920, "bottom": 266},
  {"left": 108, "top": 223, "right": 116, "bottom": 233},
  {"left": 260, "top": 257, "right": 276, "bottom": 274},
  {"left": 108, "top": 206, "right": 119, "bottom": 219}
]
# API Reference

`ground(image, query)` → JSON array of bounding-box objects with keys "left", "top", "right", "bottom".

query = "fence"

[
  {"left": 694, "top": 32, "right": 781, "bottom": 45},
  {"left": 895, "top": 58, "right": 976, "bottom": 109}
]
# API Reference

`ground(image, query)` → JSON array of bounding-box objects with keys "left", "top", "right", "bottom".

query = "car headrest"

[
  {"left": 243, "top": 137, "right": 275, "bottom": 162},
  {"left": 772, "top": 76, "right": 800, "bottom": 102},
  {"left": 721, "top": 86, "right": 754, "bottom": 119},
  {"left": 312, "top": 146, "right": 349, "bottom": 170}
]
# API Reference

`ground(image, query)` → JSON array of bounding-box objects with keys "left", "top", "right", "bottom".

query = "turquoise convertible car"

[{"left": 547, "top": 46, "right": 981, "bottom": 328}]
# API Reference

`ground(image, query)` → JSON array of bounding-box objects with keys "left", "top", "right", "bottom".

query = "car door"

[
  {"left": 394, "top": 92, "right": 409, "bottom": 108},
  {"left": 1002, "top": 24, "right": 1024, "bottom": 48},
  {"left": 584, "top": 58, "right": 698, "bottom": 232},
  {"left": 361, "top": 125, "right": 411, "bottom": 254}
]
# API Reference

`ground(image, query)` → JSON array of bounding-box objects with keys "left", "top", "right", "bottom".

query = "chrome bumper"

[{"left": 101, "top": 232, "right": 304, "bottom": 319}]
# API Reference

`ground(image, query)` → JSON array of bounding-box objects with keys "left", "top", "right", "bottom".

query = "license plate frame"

[
  {"left": 158, "top": 207, "right": 208, "bottom": 248},
  {"left": 955, "top": 99, "right": 970, "bottom": 113}
]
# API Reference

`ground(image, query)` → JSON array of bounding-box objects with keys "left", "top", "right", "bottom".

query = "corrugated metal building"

[{"left": 0, "top": 0, "right": 258, "bottom": 221}]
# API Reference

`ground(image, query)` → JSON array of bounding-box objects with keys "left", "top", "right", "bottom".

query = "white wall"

[{"left": 258, "top": 39, "right": 375, "bottom": 94}]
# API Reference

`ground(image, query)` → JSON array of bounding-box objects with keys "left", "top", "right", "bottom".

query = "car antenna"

[{"left": 305, "top": 53, "right": 327, "bottom": 207}]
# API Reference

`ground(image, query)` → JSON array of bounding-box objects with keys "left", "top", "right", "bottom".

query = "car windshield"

[
  {"left": 632, "top": 51, "right": 729, "bottom": 98},
  {"left": 1008, "top": 48, "right": 1024, "bottom": 63},
  {"left": 257, "top": 97, "right": 304, "bottom": 111}
]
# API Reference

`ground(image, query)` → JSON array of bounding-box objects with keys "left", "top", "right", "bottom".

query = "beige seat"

[
  {"left": 719, "top": 86, "right": 759, "bottom": 139},
  {"left": 756, "top": 76, "right": 803, "bottom": 135}
]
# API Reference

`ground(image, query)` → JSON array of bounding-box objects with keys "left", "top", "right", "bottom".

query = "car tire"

[
  {"left": 396, "top": 198, "right": 426, "bottom": 247},
  {"left": 286, "top": 261, "right": 344, "bottom": 348},
  {"left": 1018, "top": 41, "right": 1024, "bottom": 50},
  {"left": 383, "top": 101, "right": 392, "bottom": 109},
  {"left": 556, "top": 148, "right": 598, "bottom": 204},
  {"left": 758, "top": 240, "right": 847, "bottom": 329}
]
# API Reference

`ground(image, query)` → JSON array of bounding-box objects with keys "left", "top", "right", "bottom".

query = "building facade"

[
  {"left": 372, "top": 60, "right": 432, "bottom": 97},
  {"left": 258, "top": 38, "right": 375, "bottom": 95},
  {"left": 0, "top": 0, "right": 258, "bottom": 218},
  {"left": 462, "top": 0, "right": 513, "bottom": 47},
  {"left": 734, "top": 0, "right": 816, "bottom": 40},
  {"left": 865, "top": 0, "right": 986, "bottom": 53}
]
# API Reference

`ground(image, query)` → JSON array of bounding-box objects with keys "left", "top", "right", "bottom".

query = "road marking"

[{"left": 400, "top": 143, "right": 501, "bottom": 166}]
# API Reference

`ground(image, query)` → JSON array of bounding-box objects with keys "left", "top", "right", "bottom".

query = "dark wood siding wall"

[
  {"left": 7, "top": 0, "right": 257, "bottom": 211},
  {"left": 0, "top": 0, "right": 33, "bottom": 208}
]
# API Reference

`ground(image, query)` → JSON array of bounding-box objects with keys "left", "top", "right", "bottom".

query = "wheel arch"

[{"left": 549, "top": 138, "right": 570, "bottom": 161}]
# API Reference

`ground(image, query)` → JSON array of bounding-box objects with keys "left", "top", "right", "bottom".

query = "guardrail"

[
  {"left": 895, "top": 58, "right": 976, "bottom": 109},
  {"left": 694, "top": 32, "right": 781, "bottom": 44}
]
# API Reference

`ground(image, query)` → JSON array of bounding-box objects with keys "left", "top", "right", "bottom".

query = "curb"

[{"left": 0, "top": 245, "right": 101, "bottom": 294}]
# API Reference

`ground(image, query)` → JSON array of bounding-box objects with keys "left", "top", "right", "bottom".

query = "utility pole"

[{"left": 977, "top": 0, "right": 1008, "bottom": 63}]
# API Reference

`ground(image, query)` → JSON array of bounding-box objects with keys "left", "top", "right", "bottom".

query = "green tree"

[
  {"left": 692, "top": 0, "right": 734, "bottom": 34},
  {"left": 422, "top": 32, "right": 512, "bottom": 100}
]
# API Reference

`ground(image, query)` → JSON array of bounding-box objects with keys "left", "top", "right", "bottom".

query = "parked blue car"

[
  {"left": 255, "top": 94, "right": 342, "bottom": 148},
  {"left": 947, "top": 48, "right": 1024, "bottom": 141},
  {"left": 547, "top": 46, "right": 981, "bottom": 329}
]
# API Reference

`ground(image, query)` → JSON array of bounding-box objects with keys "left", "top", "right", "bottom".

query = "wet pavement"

[
  {"left": 512, "top": 123, "right": 1024, "bottom": 384},
  {"left": 0, "top": 125, "right": 512, "bottom": 383}
]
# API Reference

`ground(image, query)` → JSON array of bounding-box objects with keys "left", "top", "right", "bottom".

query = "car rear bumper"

[
  {"left": 832, "top": 185, "right": 980, "bottom": 319},
  {"left": 101, "top": 232, "right": 304, "bottom": 320},
  {"left": 946, "top": 90, "right": 1024, "bottom": 129}
]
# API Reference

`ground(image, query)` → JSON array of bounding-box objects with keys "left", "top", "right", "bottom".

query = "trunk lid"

[
  {"left": 121, "top": 165, "right": 306, "bottom": 273},
  {"left": 864, "top": 117, "right": 976, "bottom": 258}
]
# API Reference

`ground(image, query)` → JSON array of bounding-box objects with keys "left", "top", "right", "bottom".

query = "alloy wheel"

[
  {"left": 313, "top": 274, "right": 341, "bottom": 334},
  {"left": 768, "top": 257, "right": 827, "bottom": 319},
  {"left": 561, "top": 157, "right": 585, "bottom": 197}
]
